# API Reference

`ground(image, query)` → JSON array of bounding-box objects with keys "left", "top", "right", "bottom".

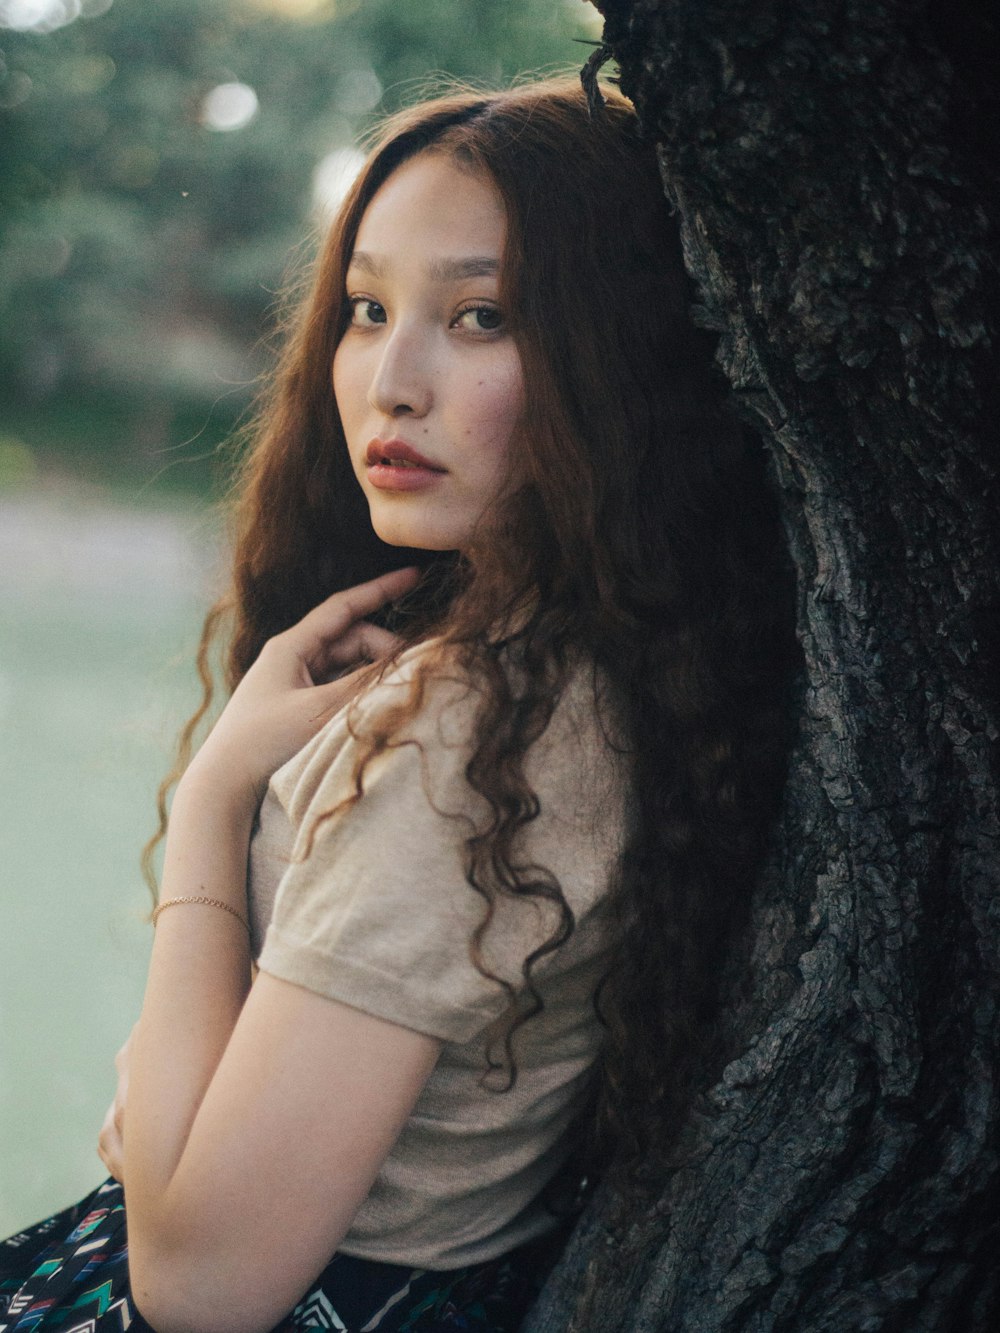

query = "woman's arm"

[{"left": 122, "top": 567, "right": 441, "bottom": 1333}]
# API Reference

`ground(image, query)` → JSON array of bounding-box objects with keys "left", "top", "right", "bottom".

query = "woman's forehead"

[{"left": 348, "top": 153, "right": 506, "bottom": 273}]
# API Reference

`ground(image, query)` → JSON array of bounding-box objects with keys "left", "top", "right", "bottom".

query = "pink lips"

[{"left": 365, "top": 438, "right": 446, "bottom": 491}]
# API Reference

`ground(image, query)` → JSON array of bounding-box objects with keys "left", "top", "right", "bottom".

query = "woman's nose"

[{"left": 367, "top": 326, "right": 432, "bottom": 418}]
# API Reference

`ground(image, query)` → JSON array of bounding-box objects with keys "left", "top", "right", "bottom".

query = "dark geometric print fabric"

[{"left": 0, "top": 1179, "right": 558, "bottom": 1332}]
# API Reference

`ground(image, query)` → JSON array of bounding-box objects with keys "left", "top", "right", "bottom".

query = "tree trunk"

[{"left": 525, "top": 1, "right": 999, "bottom": 1328}]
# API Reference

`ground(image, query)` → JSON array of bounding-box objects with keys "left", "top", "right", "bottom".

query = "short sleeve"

[{"left": 256, "top": 659, "right": 563, "bottom": 1043}]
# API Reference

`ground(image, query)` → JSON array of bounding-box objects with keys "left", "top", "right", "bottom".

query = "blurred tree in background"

[{"left": 0, "top": 0, "right": 599, "bottom": 495}]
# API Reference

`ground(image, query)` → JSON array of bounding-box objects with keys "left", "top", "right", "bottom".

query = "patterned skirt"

[{"left": 0, "top": 1180, "right": 561, "bottom": 1332}]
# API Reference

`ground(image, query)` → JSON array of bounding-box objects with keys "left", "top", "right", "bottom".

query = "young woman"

[{"left": 0, "top": 76, "right": 791, "bottom": 1333}]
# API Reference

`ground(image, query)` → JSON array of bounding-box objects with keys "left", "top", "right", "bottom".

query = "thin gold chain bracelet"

[{"left": 151, "top": 896, "right": 250, "bottom": 933}]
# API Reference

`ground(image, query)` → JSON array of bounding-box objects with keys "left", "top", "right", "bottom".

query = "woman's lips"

[{"left": 365, "top": 438, "right": 446, "bottom": 492}]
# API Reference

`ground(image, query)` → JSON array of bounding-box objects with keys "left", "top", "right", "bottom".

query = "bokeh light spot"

[
  {"left": 201, "top": 82, "right": 259, "bottom": 133},
  {"left": 239, "top": 0, "right": 339, "bottom": 17},
  {"left": 70, "top": 53, "right": 117, "bottom": 93},
  {"left": 0, "top": 70, "right": 32, "bottom": 107},
  {"left": 312, "top": 147, "right": 365, "bottom": 220},
  {"left": 0, "top": 0, "right": 80, "bottom": 32},
  {"left": 0, "top": 0, "right": 108, "bottom": 30},
  {"left": 335, "top": 67, "right": 382, "bottom": 116}
]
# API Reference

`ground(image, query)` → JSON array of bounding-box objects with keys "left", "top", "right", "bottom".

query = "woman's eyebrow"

[
  {"left": 347, "top": 251, "right": 499, "bottom": 282},
  {"left": 427, "top": 256, "right": 500, "bottom": 282},
  {"left": 347, "top": 251, "right": 383, "bottom": 278}
]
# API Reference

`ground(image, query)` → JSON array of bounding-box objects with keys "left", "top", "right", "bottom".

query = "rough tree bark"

[{"left": 524, "top": 1, "right": 999, "bottom": 1329}]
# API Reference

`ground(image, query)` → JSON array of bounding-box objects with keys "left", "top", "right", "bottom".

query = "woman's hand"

[
  {"left": 187, "top": 566, "right": 421, "bottom": 813},
  {"left": 97, "top": 1024, "right": 136, "bottom": 1184}
]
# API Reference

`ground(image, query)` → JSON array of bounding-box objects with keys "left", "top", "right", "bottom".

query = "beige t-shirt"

[{"left": 249, "top": 642, "right": 630, "bottom": 1268}]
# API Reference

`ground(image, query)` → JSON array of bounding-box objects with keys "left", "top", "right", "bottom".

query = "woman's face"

[{"left": 332, "top": 151, "right": 525, "bottom": 553}]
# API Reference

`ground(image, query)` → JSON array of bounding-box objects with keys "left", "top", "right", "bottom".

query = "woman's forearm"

[{"left": 124, "top": 765, "right": 255, "bottom": 1245}]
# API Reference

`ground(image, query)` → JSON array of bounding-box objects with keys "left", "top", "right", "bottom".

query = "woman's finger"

[
  {"left": 97, "top": 1102, "right": 125, "bottom": 1183},
  {"left": 316, "top": 622, "right": 403, "bottom": 675},
  {"left": 293, "top": 567, "right": 420, "bottom": 648},
  {"left": 352, "top": 622, "right": 404, "bottom": 663}
]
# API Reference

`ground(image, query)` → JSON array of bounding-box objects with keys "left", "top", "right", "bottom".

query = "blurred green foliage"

[{"left": 0, "top": 0, "right": 600, "bottom": 496}]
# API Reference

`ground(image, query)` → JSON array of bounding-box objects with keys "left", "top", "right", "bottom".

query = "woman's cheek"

[{"left": 474, "top": 351, "right": 525, "bottom": 468}]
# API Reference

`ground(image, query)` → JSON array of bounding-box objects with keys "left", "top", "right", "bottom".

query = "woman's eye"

[
  {"left": 347, "top": 298, "right": 387, "bottom": 327},
  {"left": 453, "top": 304, "right": 503, "bottom": 333}
]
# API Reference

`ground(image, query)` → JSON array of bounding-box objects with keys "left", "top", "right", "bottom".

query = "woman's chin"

[{"left": 370, "top": 517, "right": 467, "bottom": 553}]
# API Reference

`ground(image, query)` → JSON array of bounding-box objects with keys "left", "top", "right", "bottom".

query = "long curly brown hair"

[{"left": 149, "top": 76, "right": 796, "bottom": 1194}]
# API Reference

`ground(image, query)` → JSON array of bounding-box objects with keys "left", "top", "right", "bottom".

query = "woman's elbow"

[
  {"left": 133, "top": 1291, "right": 277, "bottom": 1333},
  {"left": 129, "top": 1254, "right": 281, "bottom": 1333}
]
